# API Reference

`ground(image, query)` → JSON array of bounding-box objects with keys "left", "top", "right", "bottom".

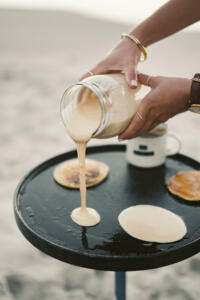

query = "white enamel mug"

[{"left": 126, "top": 123, "right": 181, "bottom": 168}]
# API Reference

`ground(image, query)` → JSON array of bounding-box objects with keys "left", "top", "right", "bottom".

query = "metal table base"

[{"left": 115, "top": 272, "right": 126, "bottom": 300}]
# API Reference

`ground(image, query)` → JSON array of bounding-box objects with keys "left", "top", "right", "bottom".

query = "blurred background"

[{"left": 1, "top": 1, "right": 200, "bottom": 299}]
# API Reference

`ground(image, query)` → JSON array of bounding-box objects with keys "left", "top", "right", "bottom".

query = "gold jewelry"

[
  {"left": 136, "top": 111, "right": 144, "bottom": 121},
  {"left": 88, "top": 71, "right": 94, "bottom": 76},
  {"left": 121, "top": 33, "right": 147, "bottom": 62}
]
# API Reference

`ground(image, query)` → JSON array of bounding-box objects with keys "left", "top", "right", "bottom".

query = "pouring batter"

[{"left": 66, "top": 90, "right": 102, "bottom": 226}]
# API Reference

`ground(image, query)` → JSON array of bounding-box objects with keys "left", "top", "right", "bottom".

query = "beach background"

[{"left": 1, "top": 1, "right": 200, "bottom": 299}]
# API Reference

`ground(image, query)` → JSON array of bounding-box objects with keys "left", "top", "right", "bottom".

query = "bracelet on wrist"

[{"left": 121, "top": 33, "right": 147, "bottom": 62}]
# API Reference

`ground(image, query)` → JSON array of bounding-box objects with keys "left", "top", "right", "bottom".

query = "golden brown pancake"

[
  {"left": 168, "top": 171, "right": 200, "bottom": 201},
  {"left": 53, "top": 159, "right": 109, "bottom": 189}
]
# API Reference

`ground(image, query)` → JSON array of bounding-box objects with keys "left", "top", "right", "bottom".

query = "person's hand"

[
  {"left": 119, "top": 73, "right": 191, "bottom": 140},
  {"left": 80, "top": 37, "right": 141, "bottom": 88}
]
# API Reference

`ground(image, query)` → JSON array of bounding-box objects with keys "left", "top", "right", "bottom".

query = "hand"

[
  {"left": 119, "top": 73, "right": 191, "bottom": 140},
  {"left": 80, "top": 37, "right": 141, "bottom": 88}
]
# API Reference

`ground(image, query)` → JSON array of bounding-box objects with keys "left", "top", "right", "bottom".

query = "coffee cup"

[{"left": 126, "top": 123, "right": 181, "bottom": 168}]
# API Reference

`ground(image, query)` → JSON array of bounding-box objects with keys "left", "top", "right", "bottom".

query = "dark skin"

[
  {"left": 80, "top": 0, "right": 200, "bottom": 139},
  {"left": 120, "top": 73, "right": 191, "bottom": 139}
]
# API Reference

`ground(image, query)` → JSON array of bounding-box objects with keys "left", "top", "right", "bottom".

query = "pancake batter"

[
  {"left": 118, "top": 205, "right": 187, "bottom": 243},
  {"left": 66, "top": 90, "right": 102, "bottom": 226}
]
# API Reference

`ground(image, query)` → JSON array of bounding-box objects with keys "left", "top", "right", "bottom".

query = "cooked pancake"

[
  {"left": 53, "top": 159, "right": 109, "bottom": 189},
  {"left": 168, "top": 171, "right": 200, "bottom": 201}
]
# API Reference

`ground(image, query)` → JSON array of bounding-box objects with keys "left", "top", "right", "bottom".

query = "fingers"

[
  {"left": 79, "top": 72, "right": 93, "bottom": 81},
  {"left": 79, "top": 65, "right": 108, "bottom": 81},
  {"left": 119, "top": 107, "right": 164, "bottom": 140},
  {"left": 148, "top": 120, "right": 160, "bottom": 132},
  {"left": 119, "top": 101, "right": 149, "bottom": 140},
  {"left": 135, "top": 113, "right": 158, "bottom": 137},
  {"left": 80, "top": 61, "right": 139, "bottom": 87},
  {"left": 119, "top": 111, "right": 156, "bottom": 140},
  {"left": 117, "top": 72, "right": 168, "bottom": 140},
  {"left": 138, "top": 73, "right": 161, "bottom": 88},
  {"left": 118, "top": 87, "right": 161, "bottom": 140},
  {"left": 118, "top": 113, "right": 145, "bottom": 140},
  {"left": 124, "top": 68, "right": 138, "bottom": 88}
]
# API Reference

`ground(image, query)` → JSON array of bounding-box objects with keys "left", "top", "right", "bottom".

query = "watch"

[{"left": 188, "top": 73, "right": 200, "bottom": 113}]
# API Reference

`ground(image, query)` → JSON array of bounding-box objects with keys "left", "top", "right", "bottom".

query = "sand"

[{"left": 1, "top": 8, "right": 200, "bottom": 300}]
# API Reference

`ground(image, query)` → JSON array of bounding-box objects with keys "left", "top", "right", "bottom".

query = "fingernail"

[
  {"left": 130, "top": 80, "right": 137, "bottom": 87},
  {"left": 118, "top": 138, "right": 124, "bottom": 142}
]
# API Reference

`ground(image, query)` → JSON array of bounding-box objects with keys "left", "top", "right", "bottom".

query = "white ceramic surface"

[{"left": 126, "top": 124, "right": 181, "bottom": 168}]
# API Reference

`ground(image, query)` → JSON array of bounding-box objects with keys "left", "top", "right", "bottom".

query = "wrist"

[
  {"left": 117, "top": 35, "right": 141, "bottom": 58},
  {"left": 121, "top": 33, "right": 147, "bottom": 61},
  {"left": 130, "top": 28, "right": 150, "bottom": 48}
]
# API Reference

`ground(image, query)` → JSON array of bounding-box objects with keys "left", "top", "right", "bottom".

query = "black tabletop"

[{"left": 14, "top": 144, "right": 200, "bottom": 271}]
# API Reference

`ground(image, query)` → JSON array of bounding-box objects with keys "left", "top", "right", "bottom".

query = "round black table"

[{"left": 14, "top": 144, "right": 200, "bottom": 300}]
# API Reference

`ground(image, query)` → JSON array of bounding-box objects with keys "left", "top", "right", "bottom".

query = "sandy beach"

[{"left": 1, "top": 8, "right": 200, "bottom": 299}]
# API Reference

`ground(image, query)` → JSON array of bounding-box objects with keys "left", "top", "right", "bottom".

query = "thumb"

[
  {"left": 124, "top": 68, "right": 138, "bottom": 89},
  {"left": 138, "top": 73, "right": 157, "bottom": 88}
]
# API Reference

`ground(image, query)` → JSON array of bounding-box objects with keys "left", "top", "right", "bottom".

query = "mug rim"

[{"left": 140, "top": 123, "right": 167, "bottom": 138}]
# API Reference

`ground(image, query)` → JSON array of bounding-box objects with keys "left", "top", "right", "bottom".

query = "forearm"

[{"left": 130, "top": 0, "right": 200, "bottom": 47}]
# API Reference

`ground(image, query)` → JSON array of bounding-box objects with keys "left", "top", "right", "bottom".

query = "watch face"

[{"left": 189, "top": 104, "right": 200, "bottom": 114}]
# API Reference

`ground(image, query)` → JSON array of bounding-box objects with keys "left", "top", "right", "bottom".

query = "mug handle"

[{"left": 166, "top": 134, "right": 182, "bottom": 156}]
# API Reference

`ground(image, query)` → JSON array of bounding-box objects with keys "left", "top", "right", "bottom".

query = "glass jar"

[{"left": 61, "top": 74, "right": 142, "bottom": 139}]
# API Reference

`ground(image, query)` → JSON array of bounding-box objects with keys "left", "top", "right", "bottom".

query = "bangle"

[{"left": 121, "top": 33, "right": 147, "bottom": 62}]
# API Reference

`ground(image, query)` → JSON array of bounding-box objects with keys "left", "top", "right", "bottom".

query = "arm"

[
  {"left": 118, "top": 0, "right": 200, "bottom": 139},
  {"left": 80, "top": 0, "right": 200, "bottom": 87},
  {"left": 132, "top": 0, "right": 200, "bottom": 47}
]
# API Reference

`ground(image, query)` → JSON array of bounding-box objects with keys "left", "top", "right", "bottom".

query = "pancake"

[
  {"left": 168, "top": 171, "right": 200, "bottom": 201},
  {"left": 53, "top": 158, "right": 109, "bottom": 189},
  {"left": 118, "top": 205, "right": 187, "bottom": 243}
]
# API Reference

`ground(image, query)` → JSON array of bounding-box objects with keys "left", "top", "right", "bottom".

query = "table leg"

[{"left": 115, "top": 271, "right": 126, "bottom": 300}]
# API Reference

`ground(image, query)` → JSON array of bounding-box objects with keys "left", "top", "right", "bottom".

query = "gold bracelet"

[{"left": 121, "top": 33, "right": 147, "bottom": 62}]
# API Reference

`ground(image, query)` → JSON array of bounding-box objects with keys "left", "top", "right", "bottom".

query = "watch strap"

[{"left": 190, "top": 73, "right": 200, "bottom": 105}]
